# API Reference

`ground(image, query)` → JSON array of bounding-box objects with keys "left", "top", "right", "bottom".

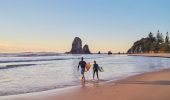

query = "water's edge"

[{"left": 0, "top": 68, "right": 170, "bottom": 99}]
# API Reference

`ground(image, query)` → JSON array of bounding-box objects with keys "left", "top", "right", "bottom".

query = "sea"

[{"left": 0, "top": 52, "right": 170, "bottom": 96}]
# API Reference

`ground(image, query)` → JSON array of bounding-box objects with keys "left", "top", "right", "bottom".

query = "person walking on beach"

[
  {"left": 78, "top": 57, "right": 86, "bottom": 81},
  {"left": 93, "top": 60, "right": 99, "bottom": 80}
]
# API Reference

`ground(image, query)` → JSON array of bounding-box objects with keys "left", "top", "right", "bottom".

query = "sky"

[{"left": 0, "top": 0, "right": 170, "bottom": 53}]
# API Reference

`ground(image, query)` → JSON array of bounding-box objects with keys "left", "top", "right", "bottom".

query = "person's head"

[
  {"left": 81, "top": 57, "right": 84, "bottom": 61},
  {"left": 94, "top": 60, "right": 96, "bottom": 64}
]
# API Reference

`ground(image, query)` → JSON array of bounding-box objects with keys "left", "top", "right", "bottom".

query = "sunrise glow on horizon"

[{"left": 0, "top": 0, "right": 170, "bottom": 53}]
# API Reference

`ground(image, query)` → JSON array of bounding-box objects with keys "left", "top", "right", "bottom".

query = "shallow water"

[{"left": 0, "top": 53, "right": 170, "bottom": 96}]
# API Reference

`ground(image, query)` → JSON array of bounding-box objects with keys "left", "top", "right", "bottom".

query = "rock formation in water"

[
  {"left": 70, "top": 37, "right": 83, "bottom": 54},
  {"left": 69, "top": 37, "right": 92, "bottom": 54},
  {"left": 98, "top": 51, "right": 101, "bottom": 54},
  {"left": 82, "top": 44, "right": 91, "bottom": 54},
  {"left": 108, "top": 51, "right": 112, "bottom": 55}
]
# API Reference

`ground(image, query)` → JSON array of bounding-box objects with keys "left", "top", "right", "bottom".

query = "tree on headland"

[
  {"left": 147, "top": 32, "right": 156, "bottom": 52},
  {"left": 156, "top": 30, "right": 164, "bottom": 44},
  {"left": 127, "top": 30, "right": 170, "bottom": 53},
  {"left": 148, "top": 32, "right": 156, "bottom": 43},
  {"left": 165, "top": 32, "right": 169, "bottom": 43},
  {"left": 164, "top": 32, "right": 170, "bottom": 52}
]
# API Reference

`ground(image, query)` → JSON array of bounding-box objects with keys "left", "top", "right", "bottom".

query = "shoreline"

[
  {"left": 1, "top": 68, "right": 170, "bottom": 100},
  {"left": 0, "top": 72, "right": 138, "bottom": 98},
  {"left": 128, "top": 53, "right": 170, "bottom": 58}
]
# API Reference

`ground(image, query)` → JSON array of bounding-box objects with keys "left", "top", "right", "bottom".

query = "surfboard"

[
  {"left": 98, "top": 67, "right": 104, "bottom": 72},
  {"left": 85, "top": 62, "right": 91, "bottom": 72}
]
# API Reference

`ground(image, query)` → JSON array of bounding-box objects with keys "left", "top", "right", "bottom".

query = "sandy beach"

[
  {"left": 128, "top": 53, "right": 170, "bottom": 58},
  {"left": 1, "top": 68, "right": 170, "bottom": 100},
  {"left": 1, "top": 0, "right": 170, "bottom": 99}
]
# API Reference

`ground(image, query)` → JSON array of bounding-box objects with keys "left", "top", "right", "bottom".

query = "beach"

[
  {"left": 128, "top": 53, "right": 170, "bottom": 58},
  {"left": 0, "top": 0, "right": 170, "bottom": 99},
  {"left": 1, "top": 68, "right": 170, "bottom": 100}
]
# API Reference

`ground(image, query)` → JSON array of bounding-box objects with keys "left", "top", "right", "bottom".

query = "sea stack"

[
  {"left": 70, "top": 37, "right": 83, "bottom": 54},
  {"left": 69, "top": 37, "right": 92, "bottom": 54},
  {"left": 82, "top": 44, "right": 91, "bottom": 54},
  {"left": 98, "top": 51, "right": 101, "bottom": 54},
  {"left": 108, "top": 51, "right": 112, "bottom": 55}
]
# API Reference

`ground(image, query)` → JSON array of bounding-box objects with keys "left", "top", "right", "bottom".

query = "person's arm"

[
  {"left": 78, "top": 62, "right": 80, "bottom": 70},
  {"left": 93, "top": 64, "right": 95, "bottom": 71},
  {"left": 85, "top": 62, "right": 87, "bottom": 67}
]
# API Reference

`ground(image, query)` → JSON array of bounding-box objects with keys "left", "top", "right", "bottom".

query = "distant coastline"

[
  {"left": 127, "top": 30, "right": 170, "bottom": 54},
  {"left": 128, "top": 53, "right": 170, "bottom": 58}
]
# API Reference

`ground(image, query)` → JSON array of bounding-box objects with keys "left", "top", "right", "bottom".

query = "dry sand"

[{"left": 1, "top": 69, "right": 170, "bottom": 100}]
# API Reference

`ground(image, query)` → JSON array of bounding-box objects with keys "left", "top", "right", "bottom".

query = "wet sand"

[
  {"left": 128, "top": 53, "right": 170, "bottom": 58},
  {"left": 1, "top": 69, "right": 170, "bottom": 100}
]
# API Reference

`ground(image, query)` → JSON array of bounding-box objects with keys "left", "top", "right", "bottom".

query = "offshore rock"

[
  {"left": 108, "top": 51, "right": 112, "bottom": 55},
  {"left": 70, "top": 37, "right": 83, "bottom": 54},
  {"left": 82, "top": 44, "right": 91, "bottom": 54}
]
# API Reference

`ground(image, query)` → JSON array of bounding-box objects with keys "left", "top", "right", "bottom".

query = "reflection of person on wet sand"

[
  {"left": 93, "top": 60, "right": 99, "bottom": 80},
  {"left": 78, "top": 57, "right": 86, "bottom": 81}
]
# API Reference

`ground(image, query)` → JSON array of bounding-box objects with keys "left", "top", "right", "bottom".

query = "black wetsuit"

[
  {"left": 93, "top": 64, "right": 99, "bottom": 78},
  {"left": 78, "top": 61, "right": 86, "bottom": 74}
]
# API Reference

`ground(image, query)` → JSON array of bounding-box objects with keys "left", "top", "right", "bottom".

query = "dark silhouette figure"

[
  {"left": 78, "top": 57, "right": 86, "bottom": 81},
  {"left": 93, "top": 60, "right": 99, "bottom": 80}
]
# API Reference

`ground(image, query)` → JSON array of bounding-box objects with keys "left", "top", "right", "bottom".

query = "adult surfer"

[{"left": 78, "top": 57, "right": 86, "bottom": 81}]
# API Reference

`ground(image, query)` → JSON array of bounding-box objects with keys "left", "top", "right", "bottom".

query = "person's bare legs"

[
  {"left": 93, "top": 70, "right": 95, "bottom": 80},
  {"left": 82, "top": 73, "right": 85, "bottom": 82},
  {"left": 96, "top": 71, "right": 99, "bottom": 80}
]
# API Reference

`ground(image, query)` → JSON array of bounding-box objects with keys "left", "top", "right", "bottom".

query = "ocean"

[{"left": 0, "top": 52, "right": 170, "bottom": 96}]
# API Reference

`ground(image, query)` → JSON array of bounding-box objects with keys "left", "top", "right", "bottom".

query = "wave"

[
  {"left": 0, "top": 58, "right": 73, "bottom": 63},
  {"left": 0, "top": 56, "right": 108, "bottom": 64},
  {"left": 17, "top": 52, "right": 60, "bottom": 57},
  {"left": 0, "top": 53, "right": 110, "bottom": 64},
  {"left": 0, "top": 64, "right": 37, "bottom": 70},
  {"left": 0, "top": 52, "right": 60, "bottom": 57}
]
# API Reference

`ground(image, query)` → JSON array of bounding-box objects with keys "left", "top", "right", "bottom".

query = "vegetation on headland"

[{"left": 127, "top": 30, "right": 170, "bottom": 54}]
